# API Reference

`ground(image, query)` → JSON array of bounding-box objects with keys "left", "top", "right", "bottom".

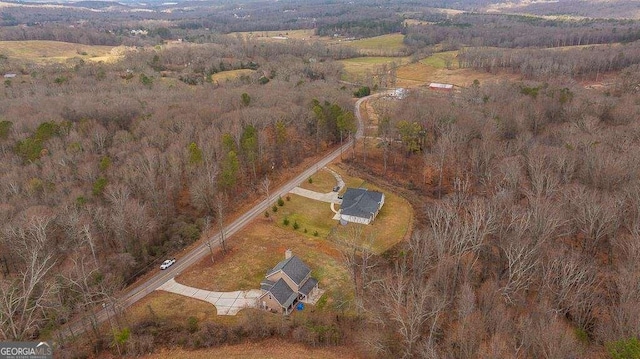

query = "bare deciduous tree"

[
  {"left": 567, "top": 186, "right": 620, "bottom": 254},
  {"left": 335, "top": 226, "right": 377, "bottom": 314},
  {"left": 378, "top": 257, "right": 446, "bottom": 359},
  {"left": 0, "top": 216, "right": 58, "bottom": 340},
  {"left": 544, "top": 252, "right": 599, "bottom": 329},
  {"left": 260, "top": 176, "right": 271, "bottom": 202}
]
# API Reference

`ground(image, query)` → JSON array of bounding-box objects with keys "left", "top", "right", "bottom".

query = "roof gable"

[
  {"left": 266, "top": 256, "right": 311, "bottom": 286},
  {"left": 267, "top": 278, "right": 298, "bottom": 308},
  {"left": 341, "top": 188, "right": 384, "bottom": 219}
]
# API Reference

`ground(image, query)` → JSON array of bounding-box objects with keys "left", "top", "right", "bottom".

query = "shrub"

[
  {"left": 283, "top": 217, "right": 290, "bottom": 226},
  {"left": 304, "top": 228, "right": 308, "bottom": 233},
  {"left": 92, "top": 177, "right": 108, "bottom": 196},
  {"left": 187, "top": 316, "right": 199, "bottom": 334},
  {"left": 272, "top": 205, "right": 278, "bottom": 213},
  {"left": 353, "top": 86, "right": 371, "bottom": 98},
  {"left": 277, "top": 197, "right": 285, "bottom": 206},
  {"left": 264, "top": 211, "right": 270, "bottom": 218},
  {"left": 293, "top": 221, "right": 300, "bottom": 230},
  {"left": 574, "top": 327, "right": 589, "bottom": 344},
  {"left": 286, "top": 195, "right": 291, "bottom": 201},
  {"left": 0, "top": 120, "right": 12, "bottom": 139},
  {"left": 313, "top": 231, "right": 319, "bottom": 236},
  {"left": 15, "top": 138, "right": 43, "bottom": 162},
  {"left": 99, "top": 156, "right": 111, "bottom": 172},
  {"left": 607, "top": 338, "right": 640, "bottom": 359},
  {"left": 76, "top": 196, "right": 87, "bottom": 207},
  {"left": 308, "top": 177, "right": 313, "bottom": 184}
]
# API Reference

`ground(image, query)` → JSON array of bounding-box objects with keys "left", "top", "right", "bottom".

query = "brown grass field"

[
  {"left": 210, "top": 69, "right": 256, "bottom": 83},
  {"left": 229, "top": 29, "right": 325, "bottom": 42},
  {"left": 0, "top": 40, "right": 120, "bottom": 63},
  {"left": 343, "top": 33, "right": 407, "bottom": 55}
]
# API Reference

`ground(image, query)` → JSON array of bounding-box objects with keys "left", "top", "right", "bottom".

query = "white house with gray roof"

[
  {"left": 259, "top": 249, "right": 319, "bottom": 314},
  {"left": 339, "top": 188, "right": 385, "bottom": 225}
]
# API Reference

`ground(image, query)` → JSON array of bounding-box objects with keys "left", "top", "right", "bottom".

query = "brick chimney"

[{"left": 285, "top": 248, "right": 292, "bottom": 259}]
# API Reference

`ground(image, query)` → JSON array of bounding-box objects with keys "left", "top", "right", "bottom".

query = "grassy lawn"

[
  {"left": 126, "top": 291, "right": 227, "bottom": 324},
  {"left": 0, "top": 40, "right": 119, "bottom": 63},
  {"left": 177, "top": 220, "right": 351, "bottom": 308},
  {"left": 420, "top": 51, "right": 459, "bottom": 69},
  {"left": 339, "top": 56, "right": 410, "bottom": 80},
  {"left": 344, "top": 33, "right": 406, "bottom": 53},
  {"left": 274, "top": 193, "right": 337, "bottom": 239},
  {"left": 299, "top": 167, "right": 338, "bottom": 193},
  {"left": 210, "top": 69, "right": 255, "bottom": 83}
]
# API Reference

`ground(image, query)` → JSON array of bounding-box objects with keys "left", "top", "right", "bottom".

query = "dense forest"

[
  {"left": 344, "top": 75, "right": 640, "bottom": 358},
  {"left": 1, "top": 0, "right": 640, "bottom": 358}
]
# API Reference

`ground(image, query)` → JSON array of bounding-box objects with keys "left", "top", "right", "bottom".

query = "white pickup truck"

[{"left": 160, "top": 258, "right": 176, "bottom": 270}]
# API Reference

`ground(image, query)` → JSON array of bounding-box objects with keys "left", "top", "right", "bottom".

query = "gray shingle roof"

[
  {"left": 299, "top": 277, "right": 318, "bottom": 296},
  {"left": 340, "top": 188, "right": 384, "bottom": 219},
  {"left": 266, "top": 256, "right": 311, "bottom": 286},
  {"left": 268, "top": 278, "right": 298, "bottom": 308}
]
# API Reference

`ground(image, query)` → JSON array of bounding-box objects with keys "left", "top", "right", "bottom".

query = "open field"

[
  {"left": 396, "top": 61, "right": 512, "bottom": 88},
  {"left": 339, "top": 50, "right": 503, "bottom": 88},
  {"left": 343, "top": 33, "right": 406, "bottom": 54},
  {"left": 230, "top": 29, "right": 324, "bottom": 41},
  {"left": 0, "top": 40, "right": 119, "bottom": 63},
  {"left": 421, "top": 50, "right": 459, "bottom": 69},
  {"left": 210, "top": 69, "right": 256, "bottom": 83},
  {"left": 339, "top": 56, "right": 411, "bottom": 79},
  {"left": 143, "top": 338, "right": 361, "bottom": 359}
]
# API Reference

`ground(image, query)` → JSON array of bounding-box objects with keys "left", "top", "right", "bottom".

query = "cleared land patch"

[
  {"left": 343, "top": 33, "right": 406, "bottom": 54},
  {"left": 0, "top": 40, "right": 119, "bottom": 63},
  {"left": 210, "top": 69, "right": 256, "bottom": 83},
  {"left": 339, "top": 56, "right": 410, "bottom": 81},
  {"left": 230, "top": 29, "right": 322, "bottom": 41}
]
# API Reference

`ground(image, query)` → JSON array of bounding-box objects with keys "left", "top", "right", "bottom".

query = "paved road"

[{"left": 59, "top": 89, "right": 394, "bottom": 340}]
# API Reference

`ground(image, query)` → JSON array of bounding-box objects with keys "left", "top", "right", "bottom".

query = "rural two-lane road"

[{"left": 61, "top": 89, "right": 394, "bottom": 339}]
